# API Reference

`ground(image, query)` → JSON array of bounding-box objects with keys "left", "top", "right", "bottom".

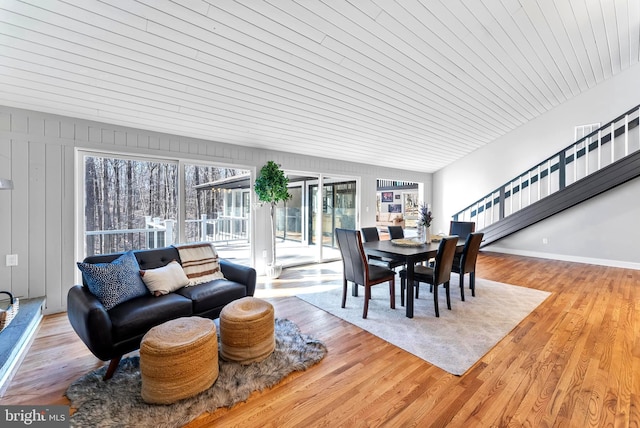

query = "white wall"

[
  {"left": 0, "top": 106, "right": 430, "bottom": 314},
  {"left": 434, "top": 63, "right": 640, "bottom": 267}
]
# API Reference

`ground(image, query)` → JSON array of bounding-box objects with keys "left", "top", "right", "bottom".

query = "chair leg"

[
  {"left": 470, "top": 271, "right": 476, "bottom": 297},
  {"left": 363, "top": 285, "right": 371, "bottom": 318},
  {"left": 104, "top": 355, "right": 122, "bottom": 380},
  {"left": 445, "top": 281, "right": 451, "bottom": 310},
  {"left": 433, "top": 282, "right": 439, "bottom": 317},
  {"left": 400, "top": 274, "right": 405, "bottom": 307},
  {"left": 352, "top": 281, "right": 358, "bottom": 297},
  {"left": 342, "top": 278, "right": 348, "bottom": 308},
  {"left": 415, "top": 281, "right": 420, "bottom": 299},
  {"left": 459, "top": 273, "right": 465, "bottom": 301},
  {"left": 389, "top": 278, "right": 396, "bottom": 309}
]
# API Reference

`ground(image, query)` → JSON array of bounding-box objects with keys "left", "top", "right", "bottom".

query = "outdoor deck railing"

[
  {"left": 453, "top": 104, "right": 640, "bottom": 230},
  {"left": 85, "top": 215, "right": 249, "bottom": 256}
]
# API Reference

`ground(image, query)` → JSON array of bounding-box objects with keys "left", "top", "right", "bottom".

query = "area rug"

[
  {"left": 298, "top": 276, "right": 550, "bottom": 375},
  {"left": 66, "top": 318, "right": 326, "bottom": 428}
]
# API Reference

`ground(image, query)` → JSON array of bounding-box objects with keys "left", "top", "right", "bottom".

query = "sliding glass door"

[{"left": 310, "top": 178, "right": 356, "bottom": 251}]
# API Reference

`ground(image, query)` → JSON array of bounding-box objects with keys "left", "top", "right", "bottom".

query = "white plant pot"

[{"left": 266, "top": 264, "right": 282, "bottom": 279}]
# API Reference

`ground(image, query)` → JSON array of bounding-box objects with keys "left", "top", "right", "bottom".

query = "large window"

[
  {"left": 83, "top": 155, "right": 178, "bottom": 256},
  {"left": 80, "top": 152, "right": 250, "bottom": 260},
  {"left": 184, "top": 165, "right": 250, "bottom": 244}
]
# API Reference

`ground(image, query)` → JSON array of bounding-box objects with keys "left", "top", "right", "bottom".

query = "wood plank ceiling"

[{"left": 0, "top": 0, "right": 638, "bottom": 173}]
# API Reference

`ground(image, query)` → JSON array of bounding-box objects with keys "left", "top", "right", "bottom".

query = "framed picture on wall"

[
  {"left": 388, "top": 204, "right": 402, "bottom": 213},
  {"left": 381, "top": 191, "right": 393, "bottom": 202}
]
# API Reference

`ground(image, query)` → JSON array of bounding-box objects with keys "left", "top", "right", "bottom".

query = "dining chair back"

[
  {"left": 360, "top": 227, "right": 405, "bottom": 270},
  {"left": 432, "top": 236, "right": 458, "bottom": 290},
  {"left": 361, "top": 227, "right": 380, "bottom": 242},
  {"left": 387, "top": 225, "right": 404, "bottom": 239},
  {"left": 335, "top": 228, "right": 396, "bottom": 319},
  {"left": 453, "top": 232, "right": 484, "bottom": 300},
  {"left": 449, "top": 221, "right": 476, "bottom": 240},
  {"left": 399, "top": 235, "right": 458, "bottom": 317}
]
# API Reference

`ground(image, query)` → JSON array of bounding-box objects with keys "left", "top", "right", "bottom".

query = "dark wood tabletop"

[{"left": 363, "top": 238, "right": 464, "bottom": 318}]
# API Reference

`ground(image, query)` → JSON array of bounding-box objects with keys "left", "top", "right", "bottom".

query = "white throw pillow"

[{"left": 140, "top": 260, "right": 190, "bottom": 296}]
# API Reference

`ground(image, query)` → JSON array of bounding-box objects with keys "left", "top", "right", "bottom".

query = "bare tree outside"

[
  {"left": 183, "top": 164, "right": 250, "bottom": 243},
  {"left": 83, "top": 155, "right": 249, "bottom": 256}
]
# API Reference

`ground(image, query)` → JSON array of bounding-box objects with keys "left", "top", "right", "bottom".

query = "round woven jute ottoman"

[
  {"left": 219, "top": 297, "right": 275, "bottom": 364},
  {"left": 140, "top": 316, "right": 218, "bottom": 404}
]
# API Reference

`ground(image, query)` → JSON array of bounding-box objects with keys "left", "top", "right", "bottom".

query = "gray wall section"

[
  {"left": 0, "top": 106, "right": 430, "bottom": 314},
  {"left": 434, "top": 62, "right": 640, "bottom": 269},
  {"left": 485, "top": 175, "right": 640, "bottom": 269}
]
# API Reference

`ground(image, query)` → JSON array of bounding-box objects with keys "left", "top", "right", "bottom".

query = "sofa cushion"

[
  {"left": 176, "top": 279, "right": 248, "bottom": 315},
  {"left": 77, "top": 250, "right": 149, "bottom": 310},
  {"left": 108, "top": 293, "right": 193, "bottom": 343},
  {"left": 140, "top": 260, "right": 190, "bottom": 296}
]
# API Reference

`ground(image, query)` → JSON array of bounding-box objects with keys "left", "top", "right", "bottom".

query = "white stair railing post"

[
  {"left": 546, "top": 160, "right": 550, "bottom": 196},
  {"left": 625, "top": 114, "right": 629, "bottom": 156},
  {"left": 537, "top": 166, "right": 541, "bottom": 201},
  {"left": 611, "top": 123, "right": 615, "bottom": 164},
  {"left": 518, "top": 176, "right": 522, "bottom": 213},
  {"left": 586, "top": 138, "right": 590, "bottom": 176},
  {"left": 597, "top": 130, "right": 602, "bottom": 171},
  {"left": 574, "top": 146, "right": 578, "bottom": 182}
]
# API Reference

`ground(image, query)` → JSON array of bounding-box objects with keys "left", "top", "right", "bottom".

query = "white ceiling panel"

[{"left": 0, "top": 0, "right": 638, "bottom": 172}]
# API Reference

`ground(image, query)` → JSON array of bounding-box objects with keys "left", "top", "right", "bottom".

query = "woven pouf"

[
  {"left": 219, "top": 297, "right": 275, "bottom": 364},
  {"left": 140, "top": 316, "right": 218, "bottom": 404}
]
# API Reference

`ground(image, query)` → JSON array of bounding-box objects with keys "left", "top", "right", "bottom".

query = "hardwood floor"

[{"left": 2, "top": 252, "right": 639, "bottom": 427}]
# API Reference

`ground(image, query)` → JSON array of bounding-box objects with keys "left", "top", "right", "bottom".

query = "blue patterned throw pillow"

[{"left": 77, "top": 251, "right": 149, "bottom": 310}]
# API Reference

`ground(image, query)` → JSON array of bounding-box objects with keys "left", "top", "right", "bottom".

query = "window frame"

[{"left": 75, "top": 148, "right": 254, "bottom": 266}]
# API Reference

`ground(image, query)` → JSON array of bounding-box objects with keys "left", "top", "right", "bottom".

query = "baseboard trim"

[{"left": 483, "top": 247, "right": 640, "bottom": 270}]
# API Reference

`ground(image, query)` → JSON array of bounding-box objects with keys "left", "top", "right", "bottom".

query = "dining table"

[{"left": 363, "top": 237, "right": 465, "bottom": 318}]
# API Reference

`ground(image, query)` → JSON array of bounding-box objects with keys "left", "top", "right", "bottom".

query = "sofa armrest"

[
  {"left": 220, "top": 259, "right": 257, "bottom": 296},
  {"left": 67, "top": 285, "right": 115, "bottom": 361}
]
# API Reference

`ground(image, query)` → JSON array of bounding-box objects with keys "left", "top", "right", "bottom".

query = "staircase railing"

[{"left": 453, "top": 104, "right": 640, "bottom": 230}]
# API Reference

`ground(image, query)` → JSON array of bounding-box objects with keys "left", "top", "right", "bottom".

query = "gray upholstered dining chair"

[
  {"left": 335, "top": 228, "right": 396, "bottom": 319},
  {"left": 398, "top": 236, "right": 458, "bottom": 317},
  {"left": 452, "top": 232, "right": 484, "bottom": 300},
  {"left": 449, "top": 221, "right": 475, "bottom": 240},
  {"left": 387, "top": 225, "right": 404, "bottom": 239}
]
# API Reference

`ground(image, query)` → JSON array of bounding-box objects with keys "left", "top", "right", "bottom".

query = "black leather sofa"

[{"left": 67, "top": 246, "right": 256, "bottom": 379}]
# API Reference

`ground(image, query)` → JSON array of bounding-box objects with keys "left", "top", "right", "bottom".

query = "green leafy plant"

[{"left": 254, "top": 161, "right": 291, "bottom": 266}]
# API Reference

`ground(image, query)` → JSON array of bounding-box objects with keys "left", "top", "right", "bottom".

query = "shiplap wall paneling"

[
  {"left": 0, "top": 130, "right": 11, "bottom": 298},
  {"left": 60, "top": 145, "right": 75, "bottom": 311},
  {"left": 27, "top": 141, "right": 46, "bottom": 301},
  {"left": 9, "top": 138, "right": 29, "bottom": 301},
  {"left": 44, "top": 144, "right": 63, "bottom": 310}
]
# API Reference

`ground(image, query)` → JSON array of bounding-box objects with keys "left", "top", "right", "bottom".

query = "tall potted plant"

[{"left": 254, "top": 161, "right": 291, "bottom": 278}]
